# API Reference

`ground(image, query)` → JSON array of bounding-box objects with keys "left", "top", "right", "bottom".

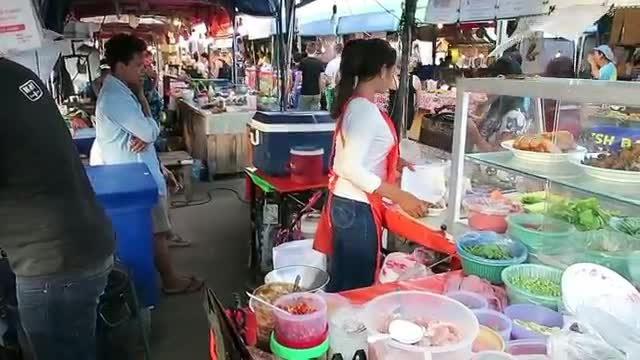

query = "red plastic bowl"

[{"left": 274, "top": 325, "right": 328, "bottom": 349}]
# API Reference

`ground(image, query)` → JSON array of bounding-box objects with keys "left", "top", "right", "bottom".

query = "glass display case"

[{"left": 446, "top": 77, "right": 640, "bottom": 283}]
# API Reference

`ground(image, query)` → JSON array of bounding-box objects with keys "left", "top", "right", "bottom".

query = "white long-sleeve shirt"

[{"left": 332, "top": 98, "right": 395, "bottom": 204}]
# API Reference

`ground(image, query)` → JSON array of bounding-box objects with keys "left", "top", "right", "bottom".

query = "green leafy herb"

[
  {"left": 549, "top": 197, "right": 614, "bottom": 232},
  {"left": 464, "top": 244, "right": 513, "bottom": 260}
]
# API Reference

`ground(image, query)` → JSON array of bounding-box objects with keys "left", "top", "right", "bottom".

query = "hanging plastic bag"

[{"left": 378, "top": 251, "right": 433, "bottom": 284}]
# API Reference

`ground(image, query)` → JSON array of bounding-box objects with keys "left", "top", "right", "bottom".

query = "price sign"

[
  {"left": 460, "top": 0, "right": 498, "bottom": 21},
  {"left": 497, "top": 0, "right": 549, "bottom": 19},
  {"left": 0, "top": 0, "right": 42, "bottom": 55},
  {"left": 425, "top": 0, "right": 460, "bottom": 25}
]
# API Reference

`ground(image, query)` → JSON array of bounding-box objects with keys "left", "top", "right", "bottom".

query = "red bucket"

[{"left": 289, "top": 147, "right": 324, "bottom": 184}]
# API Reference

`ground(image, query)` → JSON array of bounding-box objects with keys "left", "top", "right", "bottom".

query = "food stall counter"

[{"left": 340, "top": 271, "right": 458, "bottom": 304}]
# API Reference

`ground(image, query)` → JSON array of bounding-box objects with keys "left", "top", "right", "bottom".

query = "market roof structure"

[{"left": 39, "top": 0, "right": 280, "bottom": 33}]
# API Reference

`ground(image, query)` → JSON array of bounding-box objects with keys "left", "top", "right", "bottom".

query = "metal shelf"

[{"left": 466, "top": 151, "right": 640, "bottom": 207}]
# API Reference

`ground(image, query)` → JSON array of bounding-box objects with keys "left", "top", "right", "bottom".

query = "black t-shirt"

[
  {"left": 0, "top": 59, "right": 114, "bottom": 277},
  {"left": 299, "top": 56, "right": 326, "bottom": 96}
]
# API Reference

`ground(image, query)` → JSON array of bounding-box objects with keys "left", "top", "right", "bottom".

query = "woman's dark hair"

[
  {"left": 488, "top": 55, "right": 523, "bottom": 77},
  {"left": 332, "top": 38, "right": 397, "bottom": 120},
  {"left": 545, "top": 56, "right": 575, "bottom": 78},
  {"left": 104, "top": 34, "right": 147, "bottom": 70}
]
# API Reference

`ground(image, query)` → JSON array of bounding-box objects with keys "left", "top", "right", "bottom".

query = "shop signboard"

[
  {"left": 459, "top": 0, "right": 498, "bottom": 22},
  {"left": 583, "top": 124, "right": 640, "bottom": 151},
  {"left": 0, "top": 0, "right": 42, "bottom": 55},
  {"left": 425, "top": 0, "right": 461, "bottom": 25},
  {"left": 496, "top": 0, "right": 549, "bottom": 19}
]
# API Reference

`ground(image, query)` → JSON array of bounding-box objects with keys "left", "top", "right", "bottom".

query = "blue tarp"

[
  {"left": 336, "top": 10, "right": 400, "bottom": 34},
  {"left": 299, "top": 19, "right": 335, "bottom": 36}
]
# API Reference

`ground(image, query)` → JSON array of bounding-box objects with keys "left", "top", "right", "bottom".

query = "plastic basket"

[
  {"left": 501, "top": 264, "right": 563, "bottom": 310},
  {"left": 456, "top": 232, "right": 528, "bottom": 284},
  {"left": 506, "top": 214, "right": 575, "bottom": 252}
]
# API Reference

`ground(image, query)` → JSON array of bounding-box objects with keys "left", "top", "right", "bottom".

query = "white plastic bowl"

[{"left": 362, "top": 291, "right": 479, "bottom": 360}]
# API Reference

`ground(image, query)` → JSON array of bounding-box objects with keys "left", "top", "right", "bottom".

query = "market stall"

[
  {"left": 224, "top": 72, "right": 640, "bottom": 359},
  {"left": 178, "top": 98, "right": 255, "bottom": 177}
]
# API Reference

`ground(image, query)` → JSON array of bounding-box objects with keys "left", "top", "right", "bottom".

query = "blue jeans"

[
  {"left": 17, "top": 257, "right": 113, "bottom": 360},
  {"left": 326, "top": 195, "right": 378, "bottom": 292}
]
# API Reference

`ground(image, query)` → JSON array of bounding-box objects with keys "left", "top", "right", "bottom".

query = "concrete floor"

[{"left": 150, "top": 178, "right": 253, "bottom": 360}]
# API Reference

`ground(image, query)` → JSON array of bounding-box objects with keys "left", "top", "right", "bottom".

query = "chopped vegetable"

[
  {"left": 464, "top": 244, "right": 513, "bottom": 260},
  {"left": 520, "top": 194, "right": 546, "bottom": 205},
  {"left": 612, "top": 217, "right": 640, "bottom": 237},
  {"left": 510, "top": 276, "right": 561, "bottom": 297},
  {"left": 549, "top": 197, "right": 615, "bottom": 232},
  {"left": 280, "top": 301, "right": 317, "bottom": 315},
  {"left": 514, "top": 319, "right": 560, "bottom": 336}
]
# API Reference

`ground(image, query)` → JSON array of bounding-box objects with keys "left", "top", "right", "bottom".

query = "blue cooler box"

[
  {"left": 73, "top": 128, "right": 96, "bottom": 157},
  {"left": 86, "top": 163, "right": 159, "bottom": 307},
  {"left": 249, "top": 111, "right": 335, "bottom": 176}
]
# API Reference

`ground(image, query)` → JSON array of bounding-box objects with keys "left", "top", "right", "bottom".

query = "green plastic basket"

[
  {"left": 457, "top": 232, "right": 528, "bottom": 284},
  {"left": 506, "top": 214, "right": 575, "bottom": 252},
  {"left": 501, "top": 264, "right": 563, "bottom": 310}
]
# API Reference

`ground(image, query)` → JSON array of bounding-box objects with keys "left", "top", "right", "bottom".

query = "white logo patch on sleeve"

[{"left": 19, "top": 80, "right": 43, "bottom": 102}]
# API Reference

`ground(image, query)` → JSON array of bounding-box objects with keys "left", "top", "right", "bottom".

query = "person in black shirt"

[
  {"left": 0, "top": 57, "right": 114, "bottom": 360},
  {"left": 298, "top": 42, "right": 326, "bottom": 111}
]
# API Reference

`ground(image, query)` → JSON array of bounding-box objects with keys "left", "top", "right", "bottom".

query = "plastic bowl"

[
  {"left": 471, "top": 351, "right": 515, "bottom": 360},
  {"left": 501, "top": 264, "right": 563, "bottom": 310},
  {"left": 504, "top": 304, "right": 563, "bottom": 340},
  {"left": 362, "top": 291, "right": 479, "bottom": 360},
  {"left": 273, "top": 293, "right": 328, "bottom": 348},
  {"left": 264, "top": 265, "right": 330, "bottom": 292},
  {"left": 464, "top": 197, "right": 517, "bottom": 234},
  {"left": 456, "top": 231, "right": 528, "bottom": 284},
  {"left": 506, "top": 214, "right": 575, "bottom": 252},
  {"left": 472, "top": 326, "right": 506, "bottom": 352},
  {"left": 473, "top": 309, "right": 513, "bottom": 342},
  {"left": 506, "top": 339, "right": 547, "bottom": 356},
  {"left": 249, "top": 283, "right": 296, "bottom": 346},
  {"left": 446, "top": 291, "right": 489, "bottom": 310}
]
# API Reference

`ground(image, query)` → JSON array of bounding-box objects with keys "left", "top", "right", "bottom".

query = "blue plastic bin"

[
  {"left": 73, "top": 128, "right": 96, "bottom": 156},
  {"left": 85, "top": 163, "right": 159, "bottom": 306},
  {"left": 249, "top": 111, "right": 335, "bottom": 176}
]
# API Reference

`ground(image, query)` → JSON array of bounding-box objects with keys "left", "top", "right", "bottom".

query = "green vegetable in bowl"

[
  {"left": 510, "top": 276, "right": 561, "bottom": 297},
  {"left": 549, "top": 197, "right": 615, "bottom": 232},
  {"left": 611, "top": 217, "right": 640, "bottom": 237},
  {"left": 464, "top": 244, "right": 513, "bottom": 260},
  {"left": 513, "top": 319, "right": 560, "bottom": 336}
]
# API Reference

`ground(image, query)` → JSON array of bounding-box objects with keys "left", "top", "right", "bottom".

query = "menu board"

[
  {"left": 459, "top": 0, "right": 498, "bottom": 22},
  {"left": 0, "top": 0, "right": 42, "bottom": 54},
  {"left": 425, "top": 0, "right": 460, "bottom": 25},
  {"left": 497, "top": 0, "right": 549, "bottom": 19}
]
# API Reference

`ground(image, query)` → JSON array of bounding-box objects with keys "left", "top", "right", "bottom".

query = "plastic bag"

[
  {"left": 548, "top": 322, "right": 625, "bottom": 360},
  {"left": 379, "top": 251, "right": 433, "bottom": 284},
  {"left": 576, "top": 302, "right": 640, "bottom": 359},
  {"left": 322, "top": 294, "right": 368, "bottom": 359}
]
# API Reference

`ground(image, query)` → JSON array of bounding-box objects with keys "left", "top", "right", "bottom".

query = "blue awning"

[
  {"left": 336, "top": 11, "right": 400, "bottom": 35},
  {"left": 299, "top": 19, "right": 335, "bottom": 36}
]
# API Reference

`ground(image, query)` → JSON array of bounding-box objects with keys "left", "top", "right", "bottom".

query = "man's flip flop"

[
  {"left": 168, "top": 234, "right": 192, "bottom": 248},
  {"left": 162, "top": 276, "right": 204, "bottom": 295}
]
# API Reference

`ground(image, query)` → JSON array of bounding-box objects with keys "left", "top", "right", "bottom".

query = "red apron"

[{"left": 313, "top": 95, "right": 399, "bottom": 281}]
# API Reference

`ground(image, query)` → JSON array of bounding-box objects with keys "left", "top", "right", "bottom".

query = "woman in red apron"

[{"left": 314, "top": 39, "right": 428, "bottom": 292}]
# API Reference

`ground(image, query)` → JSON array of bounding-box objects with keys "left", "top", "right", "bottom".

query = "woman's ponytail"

[{"left": 331, "top": 40, "right": 365, "bottom": 120}]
